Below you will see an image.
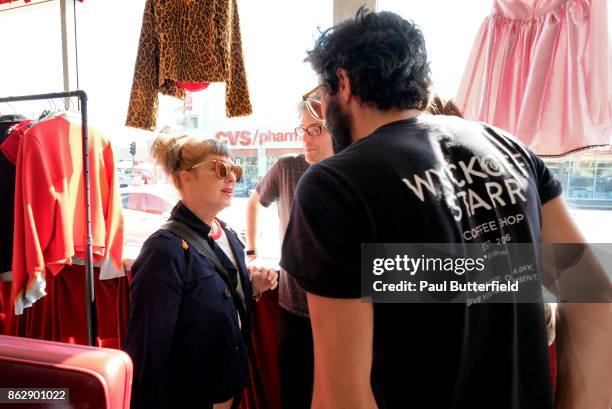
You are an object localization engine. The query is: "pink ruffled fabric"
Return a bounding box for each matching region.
[456,0,612,156]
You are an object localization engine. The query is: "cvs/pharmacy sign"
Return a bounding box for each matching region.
[215,129,303,146]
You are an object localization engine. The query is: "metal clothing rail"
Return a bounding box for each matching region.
[0,90,96,347]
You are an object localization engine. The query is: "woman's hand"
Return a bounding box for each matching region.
[248,264,278,296]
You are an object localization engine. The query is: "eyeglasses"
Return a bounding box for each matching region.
[190,160,243,183]
[302,85,323,122]
[295,124,326,137]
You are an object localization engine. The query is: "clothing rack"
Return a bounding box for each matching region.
[0,90,96,347]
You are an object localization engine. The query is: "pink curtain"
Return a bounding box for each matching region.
[456,0,612,156]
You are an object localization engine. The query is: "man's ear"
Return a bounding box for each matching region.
[336,68,352,103]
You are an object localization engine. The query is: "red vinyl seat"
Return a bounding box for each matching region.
[0,335,132,409]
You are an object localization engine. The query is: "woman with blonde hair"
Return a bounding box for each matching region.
[125,134,277,409]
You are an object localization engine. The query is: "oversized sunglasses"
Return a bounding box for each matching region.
[302,85,323,122]
[190,160,243,183]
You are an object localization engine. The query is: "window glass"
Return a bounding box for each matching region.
[120,193,129,208]
[595,161,612,200]
[3,1,608,257]
[125,193,141,211]
[546,156,612,208]
[0,1,64,116]
[74,0,332,255]
[142,194,171,215]
[377,0,489,100]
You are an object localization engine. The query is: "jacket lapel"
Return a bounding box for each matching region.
[222,226,251,299]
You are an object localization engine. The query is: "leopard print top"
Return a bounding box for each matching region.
[126,0,252,131]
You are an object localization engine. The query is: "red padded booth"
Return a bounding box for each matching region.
[0,335,132,409]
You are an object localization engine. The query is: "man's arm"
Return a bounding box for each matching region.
[307,293,378,409]
[245,191,262,262]
[541,197,612,409]
[541,197,586,244]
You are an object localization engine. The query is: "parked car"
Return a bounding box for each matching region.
[120,184,259,248]
[120,185,180,247]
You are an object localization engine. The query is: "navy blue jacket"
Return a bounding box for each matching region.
[125,202,253,409]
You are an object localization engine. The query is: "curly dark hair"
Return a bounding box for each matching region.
[306,6,432,110]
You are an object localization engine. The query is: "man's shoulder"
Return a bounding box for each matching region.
[264,153,308,179]
[419,113,484,134]
[257,153,308,205]
[276,153,308,168]
[296,159,352,201]
[266,154,309,182]
[424,114,524,144]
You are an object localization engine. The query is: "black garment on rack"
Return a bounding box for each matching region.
[0,120,23,274]
[0,114,26,128]
[0,122,16,141]
[0,114,60,275]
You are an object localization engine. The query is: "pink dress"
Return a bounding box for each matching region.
[456,0,612,156]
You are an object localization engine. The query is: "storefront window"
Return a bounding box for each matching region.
[568,159,596,200]
[2,1,609,252]
[0,1,64,114]
[182,0,332,183]
[73,0,331,254]
[377,0,488,100]
[545,161,570,194]
[234,155,259,198]
[546,156,612,208]
[595,160,612,200]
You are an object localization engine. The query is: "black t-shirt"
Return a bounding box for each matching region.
[281,114,562,409]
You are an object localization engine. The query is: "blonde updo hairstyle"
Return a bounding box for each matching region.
[151,133,231,189]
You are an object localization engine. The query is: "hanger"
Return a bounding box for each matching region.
[0,102,27,124]
[37,109,51,122]
[69,96,77,112]
[30,96,77,128]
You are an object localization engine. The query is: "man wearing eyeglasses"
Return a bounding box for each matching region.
[280,6,611,409]
[245,103,333,409]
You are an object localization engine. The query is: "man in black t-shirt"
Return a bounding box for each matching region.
[280,7,611,409]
